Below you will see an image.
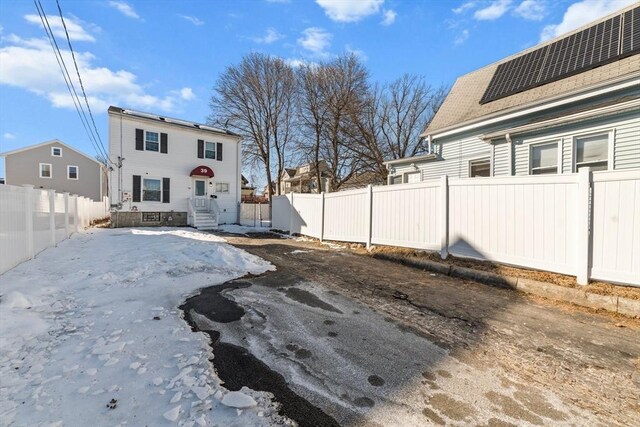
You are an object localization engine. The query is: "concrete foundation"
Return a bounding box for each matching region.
[111,211,188,228]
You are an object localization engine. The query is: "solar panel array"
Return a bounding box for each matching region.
[480,6,639,105]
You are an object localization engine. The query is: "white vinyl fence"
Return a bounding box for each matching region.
[239,203,271,227]
[0,184,110,274]
[272,169,640,286]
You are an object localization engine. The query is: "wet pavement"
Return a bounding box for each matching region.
[181,231,640,426]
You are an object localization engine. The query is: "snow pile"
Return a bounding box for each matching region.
[0,228,285,426]
[218,224,274,236]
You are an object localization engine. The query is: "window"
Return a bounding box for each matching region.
[575,134,608,172]
[404,172,421,183]
[469,158,490,177]
[530,142,558,175]
[195,180,206,196]
[67,165,79,180]
[51,147,62,157]
[145,131,159,152]
[215,182,230,193]
[205,142,216,159]
[142,178,161,201]
[391,175,402,185]
[39,163,52,178]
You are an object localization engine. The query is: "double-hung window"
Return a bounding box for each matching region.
[40,163,52,178]
[205,142,216,159]
[142,178,162,201]
[575,134,608,172]
[51,147,62,157]
[469,158,490,177]
[145,131,159,152]
[67,165,79,180]
[530,142,558,175]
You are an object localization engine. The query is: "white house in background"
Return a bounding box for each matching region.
[386,4,640,183]
[0,139,107,201]
[108,106,242,229]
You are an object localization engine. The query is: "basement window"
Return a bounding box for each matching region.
[142,212,161,222]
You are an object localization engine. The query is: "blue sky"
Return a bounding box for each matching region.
[0,0,636,179]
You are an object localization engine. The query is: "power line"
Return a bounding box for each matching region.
[55,0,110,163]
[33,0,112,166]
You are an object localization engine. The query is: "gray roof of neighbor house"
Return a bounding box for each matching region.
[424,4,640,137]
[108,106,240,137]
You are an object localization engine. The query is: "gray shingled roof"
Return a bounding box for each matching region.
[425,5,640,136]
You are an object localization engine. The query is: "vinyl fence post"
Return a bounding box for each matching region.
[366,184,373,250]
[64,192,70,236]
[440,175,449,259]
[289,192,294,235]
[320,192,325,243]
[73,195,80,233]
[23,185,35,260]
[576,167,592,285]
[48,189,56,246]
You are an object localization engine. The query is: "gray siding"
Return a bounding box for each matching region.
[492,139,510,176]
[614,115,640,170]
[423,135,491,180]
[5,142,104,200]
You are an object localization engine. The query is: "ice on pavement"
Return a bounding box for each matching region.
[0,227,287,426]
[221,390,258,409]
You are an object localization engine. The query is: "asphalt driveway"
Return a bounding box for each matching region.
[181,231,640,427]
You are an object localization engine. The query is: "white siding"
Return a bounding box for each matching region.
[493,140,511,176]
[109,112,241,224]
[614,114,640,170]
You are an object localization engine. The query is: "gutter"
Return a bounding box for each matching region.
[422,72,640,140]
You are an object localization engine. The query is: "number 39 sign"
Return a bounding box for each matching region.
[189,166,215,178]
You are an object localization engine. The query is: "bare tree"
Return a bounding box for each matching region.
[209,53,296,202]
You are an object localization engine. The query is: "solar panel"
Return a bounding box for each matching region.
[480,6,639,104]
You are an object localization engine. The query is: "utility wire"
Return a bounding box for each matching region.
[55,0,110,164]
[33,0,112,166]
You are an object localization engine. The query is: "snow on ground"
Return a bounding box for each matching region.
[218,224,274,236]
[0,228,285,426]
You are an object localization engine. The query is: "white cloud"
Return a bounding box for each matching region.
[180,15,204,26]
[252,27,284,44]
[315,0,384,22]
[108,1,140,20]
[474,0,513,20]
[454,29,470,45]
[345,45,368,61]
[24,14,95,42]
[540,0,636,41]
[285,58,306,68]
[514,0,547,20]
[453,1,477,14]
[3,132,16,140]
[297,27,332,57]
[381,9,397,26]
[0,34,192,113]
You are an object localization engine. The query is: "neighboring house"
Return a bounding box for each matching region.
[340,170,386,190]
[241,175,255,197]
[0,139,107,200]
[386,4,640,183]
[280,160,331,194]
[108,106,242,229]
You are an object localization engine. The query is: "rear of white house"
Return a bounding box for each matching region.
[108,106,242,228]
[386,5,640,183]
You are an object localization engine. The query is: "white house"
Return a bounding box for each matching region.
[386,4,640,183]
[108,106,242,229]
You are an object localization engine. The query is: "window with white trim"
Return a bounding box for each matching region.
[51,147,62,157]
[39,163,52,178]
[142,178,162,201]
[67,165,79,180]
[575,134,608,172]
[469,158,490,177]
[215,182,230,193]
[145,131,159,152]
[205,142,216,159]
[530,142,558,175]
[391,175,402,185]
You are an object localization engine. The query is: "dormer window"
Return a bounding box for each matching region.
[52,147,62,157]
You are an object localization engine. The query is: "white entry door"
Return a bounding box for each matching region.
[193,179,208,211]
